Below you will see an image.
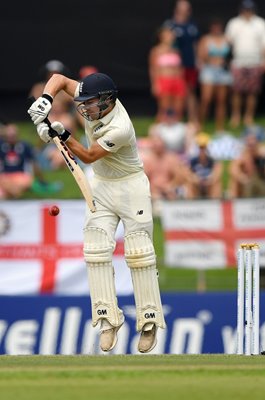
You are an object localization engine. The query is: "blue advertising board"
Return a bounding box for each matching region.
[0,293,264,355]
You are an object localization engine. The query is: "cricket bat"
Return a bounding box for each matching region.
[29,98,96,213]
[51,134,96,213]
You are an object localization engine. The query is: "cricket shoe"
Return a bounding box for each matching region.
[138,323,158,353]
[99,318,124,352]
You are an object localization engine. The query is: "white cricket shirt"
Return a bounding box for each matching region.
[81,98,143,180]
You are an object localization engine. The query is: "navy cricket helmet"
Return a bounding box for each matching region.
[75,73,118,121]
[74,72,118,102]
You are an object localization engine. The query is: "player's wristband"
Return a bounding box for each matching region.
[60,130,71,142]
[42,93,53,104]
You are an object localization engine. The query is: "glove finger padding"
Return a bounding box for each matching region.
[50,121,65,135]
[37,122,52,143]
[27,95,53,125]
[50,120,71,142]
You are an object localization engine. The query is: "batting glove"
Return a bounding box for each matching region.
[37,122,52,143]
[50,121,71,142]
[28,94,53,125]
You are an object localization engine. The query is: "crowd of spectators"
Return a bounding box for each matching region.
[143,0,265,213]
[1,0,265,208]
[150,0,265,131]
[0,124,44,199]
[0,60,98,199]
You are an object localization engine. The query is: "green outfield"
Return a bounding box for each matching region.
[0,355,265,400]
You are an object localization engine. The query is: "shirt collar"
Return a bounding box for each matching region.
[99,102,118,125]
[85,101,118,129]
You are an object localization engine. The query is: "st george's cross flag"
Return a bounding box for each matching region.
[161,198,265,269]
[0,200,133,295]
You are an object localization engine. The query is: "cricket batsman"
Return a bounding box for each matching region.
[28,72,166,353]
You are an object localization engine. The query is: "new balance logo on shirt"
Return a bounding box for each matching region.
[104,140,115,148]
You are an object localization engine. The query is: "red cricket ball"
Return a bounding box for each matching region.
[48,205,60,216]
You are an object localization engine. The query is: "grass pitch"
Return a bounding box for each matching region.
[0,355,265,400]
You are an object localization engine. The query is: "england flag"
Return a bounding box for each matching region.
[0,200,133,295]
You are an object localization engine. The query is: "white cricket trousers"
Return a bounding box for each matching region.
[84,171,153,243]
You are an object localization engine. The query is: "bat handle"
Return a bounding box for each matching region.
[43,117,58,139]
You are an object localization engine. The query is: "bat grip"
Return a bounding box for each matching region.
[43,117,58,139]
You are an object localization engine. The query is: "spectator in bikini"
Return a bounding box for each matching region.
[198,19,232,131]
[149,26,187,122]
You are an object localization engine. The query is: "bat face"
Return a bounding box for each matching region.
[53,137,96,213]
[60,139,76,161]
[58,138,76,172]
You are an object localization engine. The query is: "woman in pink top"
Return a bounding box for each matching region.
[149,26,187,122]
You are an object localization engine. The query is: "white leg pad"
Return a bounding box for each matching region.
[125,231,166,331]
[84,227,124,327]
